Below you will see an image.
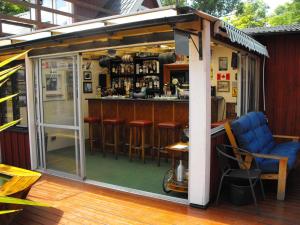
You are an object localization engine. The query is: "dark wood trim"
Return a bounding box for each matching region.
[29,31,174,56]
[163,64,189,84]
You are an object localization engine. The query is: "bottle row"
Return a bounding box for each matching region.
[111,60,160,76]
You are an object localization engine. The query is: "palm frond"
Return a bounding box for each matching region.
[0,93,18,104]
[0,119,22,132]
[0,79,9,88]
[0,65,23,77]
[0,196,50,207]
[0,209,22,215]
[0,66,23,83]
[0,50,30,68]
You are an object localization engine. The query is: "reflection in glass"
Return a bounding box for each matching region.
[45,127,77,174]
[41,57,75,126]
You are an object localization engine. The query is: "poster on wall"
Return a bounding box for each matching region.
[219,57,228,71]
[232,81,237,97]
[83,82,93,93]
[83,71,92,80]
[217,81,230,92]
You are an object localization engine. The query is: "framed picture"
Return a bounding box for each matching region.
[219,57,228,71]
[232,81,238,97]
[83,71,92,80]
[217,81,230,92]
[83,82,93,93]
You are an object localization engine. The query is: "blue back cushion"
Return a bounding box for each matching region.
[231,112,275,154]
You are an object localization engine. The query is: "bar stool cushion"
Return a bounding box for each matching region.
[84,117,100,123]
[158,122,181,129]
[103,118,124,125]
[129,120,152,127]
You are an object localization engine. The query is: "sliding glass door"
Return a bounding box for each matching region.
[35,55,84,178]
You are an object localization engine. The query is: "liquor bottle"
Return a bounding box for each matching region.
[112,65,116,74]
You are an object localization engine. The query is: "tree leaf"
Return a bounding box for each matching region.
[0,209,22,215]
[0,196,50,207]
[0,50,30,68]
[0,79,9,88]
[0,119,22,132]
[0,93,18,104]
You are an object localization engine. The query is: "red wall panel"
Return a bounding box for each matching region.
[0,129,31,169]
[258,34,300,137]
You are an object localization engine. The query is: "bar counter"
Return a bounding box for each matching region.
[86,97,189,146]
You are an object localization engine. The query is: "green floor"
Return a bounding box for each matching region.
[47,146,187,199]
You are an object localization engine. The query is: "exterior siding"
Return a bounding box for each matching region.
[258,34,300,137]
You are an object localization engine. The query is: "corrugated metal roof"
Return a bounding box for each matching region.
[243,24,300,35]
[104,0,144,15]
[218,21,269,56]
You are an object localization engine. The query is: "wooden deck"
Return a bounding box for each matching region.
[11,169,300,225]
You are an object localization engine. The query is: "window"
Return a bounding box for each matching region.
[41,0,73,25]
[0,61,28,127]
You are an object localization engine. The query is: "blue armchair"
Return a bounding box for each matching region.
[225,112,300,200]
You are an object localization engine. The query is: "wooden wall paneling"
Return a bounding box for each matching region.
[18,133,26,169]
[210,131,228,201]
[24,133,31,169]
[4,131,12,165]
[11,132,19,167]
[117,101,135,144]
[258,34,300,137]
[174,102,189,127]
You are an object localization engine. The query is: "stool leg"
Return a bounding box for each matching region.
[89,123,94,154]
[129,127,132,161]
[114,125,118,160]
[157,128,161,166]
[142,127,145,163]
[102,124,106,157]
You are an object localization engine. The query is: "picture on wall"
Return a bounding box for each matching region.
[217,81,230,92]
[232,81,238,97]
[83,82,93,93]
[83,71,92,80]
[219,57,228,71]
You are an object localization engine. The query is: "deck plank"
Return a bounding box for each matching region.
[11,169,300,225]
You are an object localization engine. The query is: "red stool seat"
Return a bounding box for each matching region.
[103,118,124,125]
[84,117,100,123]
[158,122,181,129]
[129,120,152,127]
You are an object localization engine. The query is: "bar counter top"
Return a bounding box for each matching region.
[86,97,188,103]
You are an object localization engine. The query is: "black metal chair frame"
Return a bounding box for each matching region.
[215,144,265,209]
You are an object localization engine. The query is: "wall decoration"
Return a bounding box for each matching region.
[45,73,63,96]
[232,81,238,97]
[217,73,221,80]
[226,73,230,80]
[235,73,238,80]
[217,81,230,92]
[219,57,228,71]
[83,82,93,93]
[83,71,92,80]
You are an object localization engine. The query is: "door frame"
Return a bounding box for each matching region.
[27,53,85,180]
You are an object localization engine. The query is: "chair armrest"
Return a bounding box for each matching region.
[252,153,288,161]
[273,134,299,142]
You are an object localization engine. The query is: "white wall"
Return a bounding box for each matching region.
[211,45,238,120]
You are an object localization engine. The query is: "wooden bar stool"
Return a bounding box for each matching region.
[157,122,181,166]
[129,120,153,163]
[84,117,101,154]
[102,118,125,159]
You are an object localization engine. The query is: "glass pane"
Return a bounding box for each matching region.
[45,127,77,174]
[55,14,72,25]
[56,0,72,13]
[42,0,53,8]
[41,10,53,23]
[41,57,75,126]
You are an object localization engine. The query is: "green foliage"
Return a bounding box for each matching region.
[192,0,241,17]
[268,0,300,26]
[0,1,27,15]
[161,0,188,7]
[225,0,268,29]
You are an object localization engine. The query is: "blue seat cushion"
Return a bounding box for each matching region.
[272,142,300,154]
[258,149,297,173]
[231,112,275,154]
